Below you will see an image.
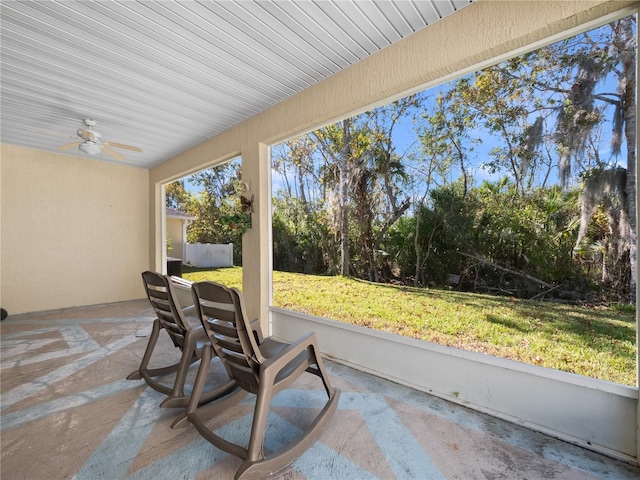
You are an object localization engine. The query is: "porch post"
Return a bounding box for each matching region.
[241,141,271,332]
[181,219,189,263]
[150,182,165,273]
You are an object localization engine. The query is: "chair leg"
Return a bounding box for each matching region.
[236,387,341,480]
[309,346,334,398]
[127,319,183,397]
[171,343,211,428]
[159,330,200,408]
[180,345,245,432]
[126,319,162,381]
[185,343,213,415]
[245,380,273,464]
[186,343,249,417]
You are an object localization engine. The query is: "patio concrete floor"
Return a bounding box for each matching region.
[1,299,639,480]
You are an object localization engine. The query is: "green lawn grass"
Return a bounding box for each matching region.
[183,266,637,386]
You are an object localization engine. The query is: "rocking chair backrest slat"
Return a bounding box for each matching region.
[142,271,189,348]
[200,303,236,322]
[204,318,237,338]
[192,281,260,393]
[214,334,245,355]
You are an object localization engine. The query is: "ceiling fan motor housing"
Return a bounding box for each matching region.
[77,128,102,141]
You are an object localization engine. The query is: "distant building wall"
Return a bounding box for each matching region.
[166,217,185,260]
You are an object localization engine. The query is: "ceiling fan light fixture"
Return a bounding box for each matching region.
[79,141,101,156]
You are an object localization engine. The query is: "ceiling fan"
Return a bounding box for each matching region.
[58,119,142,161]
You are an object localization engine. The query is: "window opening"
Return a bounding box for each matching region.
[164,157,244,287]
[268,14,637,386]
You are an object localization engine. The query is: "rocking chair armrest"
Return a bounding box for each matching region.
[260,332,318,375]
[170,275,193,288]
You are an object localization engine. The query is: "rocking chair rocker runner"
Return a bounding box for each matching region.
[187,281,340,480]
[127,271,236,410]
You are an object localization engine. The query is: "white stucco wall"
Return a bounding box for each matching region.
[0,144,149,314]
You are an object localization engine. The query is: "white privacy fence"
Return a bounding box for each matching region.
[185,243,233,268]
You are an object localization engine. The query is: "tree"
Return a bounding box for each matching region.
[185,160,245,263]
[410,92,468,285]
[353,98,415,281]
[165,179,190,211]
[454,61,547,195]
[312,119,356,276]
[312,98,416,280]
[575,167,629,290]
[424,179,479,285]
[272,136,338,274]
[549,16,637,300]
[268,14,636,302]
[272,136,320,207]
[272,196,334,274]
[450,15,636,299]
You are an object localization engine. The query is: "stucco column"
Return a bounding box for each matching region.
[150,181,165,273]
[181,220,188,262]
[241,141,271,331]
[635,110,640,461]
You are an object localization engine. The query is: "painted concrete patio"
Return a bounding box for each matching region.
[1,300,639,479]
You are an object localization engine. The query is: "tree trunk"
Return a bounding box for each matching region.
[623,94,636,302]
[414,205,422,287]
[340,119,351,276]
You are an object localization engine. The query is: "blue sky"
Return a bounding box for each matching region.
[182,15,635,199]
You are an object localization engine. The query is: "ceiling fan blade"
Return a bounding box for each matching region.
[103,141,143,153]
[77,128,96,141]
[25,128,75,140]
[101,145,125,161]
[58,141,81,150]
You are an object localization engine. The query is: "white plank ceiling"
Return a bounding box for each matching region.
[1,0,473,168]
